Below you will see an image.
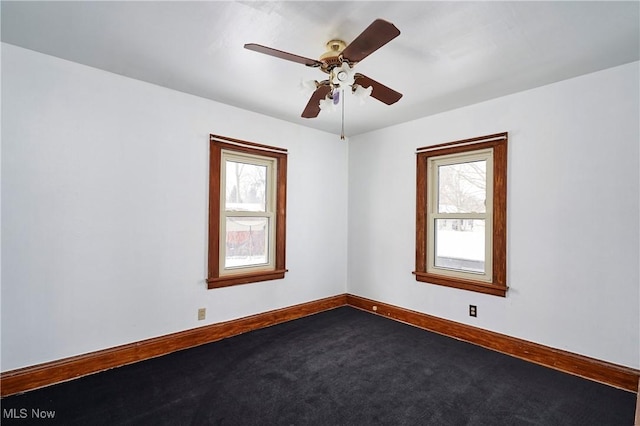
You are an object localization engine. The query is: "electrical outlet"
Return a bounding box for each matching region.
[198,308,206,321]
[469,305,477,317]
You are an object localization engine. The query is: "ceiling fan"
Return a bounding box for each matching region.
[244,19,403,119]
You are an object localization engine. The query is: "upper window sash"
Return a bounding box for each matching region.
[221,151,274,214]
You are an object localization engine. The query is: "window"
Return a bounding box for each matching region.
[414,133,507,297]
[208,134,287,288]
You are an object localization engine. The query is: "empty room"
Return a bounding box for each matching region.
[1,1,639,424]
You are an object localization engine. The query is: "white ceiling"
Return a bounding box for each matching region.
[2,1,639,137]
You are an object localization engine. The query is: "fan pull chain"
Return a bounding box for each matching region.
[340,89,345,140]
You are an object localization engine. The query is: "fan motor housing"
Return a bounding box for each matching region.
[319,39,347,73]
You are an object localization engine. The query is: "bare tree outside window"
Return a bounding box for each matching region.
[226,161,267,212]
[438,160,486,214]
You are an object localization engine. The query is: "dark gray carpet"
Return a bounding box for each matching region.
[1,306,636,425]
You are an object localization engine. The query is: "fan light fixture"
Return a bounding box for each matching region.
[302,62,373,139]
[302,60,370,108]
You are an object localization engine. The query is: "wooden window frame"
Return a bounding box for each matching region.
[414,132,508,297]
[208,134,288,289]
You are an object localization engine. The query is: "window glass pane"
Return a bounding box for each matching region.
[225,161,267,212]
[225,217,269,268]
[434,219,485,273]
[438,160,486,213]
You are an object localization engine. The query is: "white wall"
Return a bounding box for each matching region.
[0,44,348,371]
[348,61,640,369]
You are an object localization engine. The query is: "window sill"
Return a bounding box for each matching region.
[207,269,288,289]
[413,271,508,297]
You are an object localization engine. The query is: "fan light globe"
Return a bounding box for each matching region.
[353,84,373,104]
[319,97,336,112]
[299,79,317,97]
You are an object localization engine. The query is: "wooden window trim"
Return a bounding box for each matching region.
[414,132,508,297]
[208,134,288,289]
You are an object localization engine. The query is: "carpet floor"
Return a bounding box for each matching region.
[1,306,636,425]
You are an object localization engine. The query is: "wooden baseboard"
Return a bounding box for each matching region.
[0,294,347,397]
[2,293,637,398]
[636,379,640,425]
[346,294,640,392]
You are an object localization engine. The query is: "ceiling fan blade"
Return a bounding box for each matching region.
[301,84,332,118]
[354,74,403,105]
[341,19,400,64]
[244,43,323,68]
